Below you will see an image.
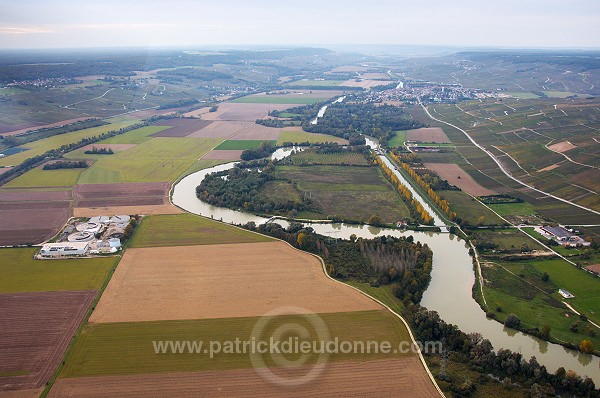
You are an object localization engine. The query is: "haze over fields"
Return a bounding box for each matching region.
[0,0,599,49]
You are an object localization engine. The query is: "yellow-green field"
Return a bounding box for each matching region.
[0,121,138,167]
[3,166,84,188]
[0,247,118,293]
[76,137,221,184]
[98,126,171,144]
[129,213,273,248]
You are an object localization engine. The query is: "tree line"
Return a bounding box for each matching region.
[42,160,88,170]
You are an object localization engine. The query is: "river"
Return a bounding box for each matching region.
[171,156,600,383]
[310,96,345,125]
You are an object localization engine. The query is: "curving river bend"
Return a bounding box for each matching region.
[171,153,599,383]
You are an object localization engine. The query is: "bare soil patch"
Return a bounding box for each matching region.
[0,190,71,245]
[330,65,368,72]
[90,242,381,323]
[187,120,252,139]
[425,163,496,196]
[232,124,282,140]
[586,264,600,273]
[406,127,450,143]
[76,144,135,153]
[74,182,170,208]
[548,140,577,153]
[0,388,44,398]
[49,357,436,397]
[0,291,96,391]
[150,119,213,137]
[202,103,295,122]
[0,167,13,176]
[202,150,244,160]
[537,163,561,172]
[73,204,182,217]
[182,107,211,118]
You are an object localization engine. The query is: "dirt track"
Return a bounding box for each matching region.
[425,163,496,196]
[49,357,438,397]
[90,242,381,323]
[0,291,96,391]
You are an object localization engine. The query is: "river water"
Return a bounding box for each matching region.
[310,96,345,125]
[171,156,600,383]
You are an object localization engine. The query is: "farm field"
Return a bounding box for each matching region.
[488,202,537,217]
[438,190,505,225]
[73,204,182,218]
[186,120,252,139]
[62,310,413,377]
[98,126,171,144]
[3,167,84,188]
[481,259,600,348]
[231,95,322,104]
[406,127,450,143]
[201,149,243,160]
[76,137,220,183]
[425,163,496,196]
[277,129,346,145]
[386,131,407,147]
[51,357,438,398]
[340,79,395,88]
[427,99,600,218]
[150,119,213,137]
[74,181,171,208]
[0,290,97,391]
[89,241,381,323]
[470,228,547,253]
[201,103,294,122]
[214,140,276,150]
[285,79,346,87]
[128,213,273,248]
[0,189,72,246]
[273,164,412,223]
[0,248,117,293]
[0,120,138,167]
[282,150,369,166]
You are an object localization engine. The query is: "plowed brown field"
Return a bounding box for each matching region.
[0,291,96,391]
[90,242,381,323]
[425,163,496,196]
[74,182,170,208]
[49,357,438,397]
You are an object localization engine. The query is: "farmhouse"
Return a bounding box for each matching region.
[539,225,589,247]
[40,242,89,257]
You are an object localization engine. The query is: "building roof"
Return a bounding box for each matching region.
[42,242,89,250]
[541,226,576,238]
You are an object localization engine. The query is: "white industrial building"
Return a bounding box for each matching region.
[39,242,89,257]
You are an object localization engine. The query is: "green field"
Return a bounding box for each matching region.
[471,228,546,253]
[98,126,171,144]
[0,248,117,293]
[386,131,407,148]
[285,80,346,87]
[180,158,232,178]
[272,164,412,223]
[231,95,322,104]
[489,202,537,217]
[77,137,220,183]
[277,130,346,145]
[440,190,505,225]
[60,310,412,378]
[284,150,369,166]
[3,166,84,188]
[128,213,273,248]
[0,120,138,167]
[214,140,277,150]
[542,91,579,98]
[482,259,600,348]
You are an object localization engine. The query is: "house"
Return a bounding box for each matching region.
[40,242,89,257]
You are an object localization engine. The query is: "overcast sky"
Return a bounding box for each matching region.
[1,0,599,50]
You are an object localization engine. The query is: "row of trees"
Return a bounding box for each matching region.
[42,160,87,170]
[0,119,106,150]
[84,147,114,155]
[374,155,434,225]
[240,141,276,161]
[405,306,598,397]
[389,151,457,221]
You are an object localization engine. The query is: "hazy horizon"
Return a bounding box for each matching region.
[1,0,599,50]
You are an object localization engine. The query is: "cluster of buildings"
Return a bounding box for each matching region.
[365,81,509,105]
[39,215,129,258]
[4,77,79,88]
[537,225,590,247]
